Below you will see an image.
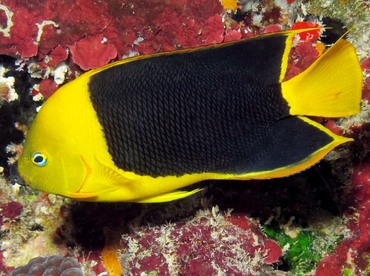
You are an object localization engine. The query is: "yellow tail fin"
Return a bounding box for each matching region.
[281,38,362,117]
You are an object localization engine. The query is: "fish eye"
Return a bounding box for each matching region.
[31,152,47,167]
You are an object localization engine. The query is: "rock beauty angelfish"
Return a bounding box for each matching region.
[18,29,363,203]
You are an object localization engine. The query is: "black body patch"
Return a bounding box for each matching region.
[88,34,332,177]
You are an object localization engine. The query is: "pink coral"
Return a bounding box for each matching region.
[314,140,370,274]
[285,40,320,80]
[46,45,68,68]
[0,0,234,97]
[315,79,370,275]
[0,251,12,275]
[69,35,118,71]
[361,57,370,102]
[39,78,58,99]
[322,71,370,275]
[352,161,370,202]
[0,201,23,220]
[1,1,369,275]
[0,0,227,61]
[121,209,281,275]
[263,24,282,34]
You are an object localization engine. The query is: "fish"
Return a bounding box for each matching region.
[17,29,363,203]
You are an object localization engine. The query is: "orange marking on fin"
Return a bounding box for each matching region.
[315,41,326,56]
[102,228,123,276]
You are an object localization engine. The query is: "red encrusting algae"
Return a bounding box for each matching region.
[120,208,282,275]
[0,0,369,275]
[315,160,370,275]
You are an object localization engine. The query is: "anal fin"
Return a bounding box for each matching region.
[250,116,351,179]
[137,188,203,203]
[67,191,97,200]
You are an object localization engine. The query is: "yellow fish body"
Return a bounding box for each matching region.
[18,30,363,202]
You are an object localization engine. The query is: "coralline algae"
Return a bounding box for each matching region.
[0,0,369,275]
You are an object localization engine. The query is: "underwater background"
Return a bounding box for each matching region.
[0,0,370,275]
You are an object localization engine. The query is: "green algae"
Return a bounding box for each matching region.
[365,254,370,275]
[307,0,368,25]
[264,222,344,274]
[343,267,353,276]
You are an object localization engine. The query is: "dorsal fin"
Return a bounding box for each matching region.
[187,31,295,85]
[90,30,315,85]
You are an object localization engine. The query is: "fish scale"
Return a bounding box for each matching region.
[88,48,291,176]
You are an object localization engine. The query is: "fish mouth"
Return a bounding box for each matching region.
[11,161,27,186]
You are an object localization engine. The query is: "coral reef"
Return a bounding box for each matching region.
[307,0,370,59]
[120,207,281,275]
[0,0,369,275]
[9,255,83,276]
[0,0,230,96]
[0,56,38,174]
[362,57,370,101]
[264,218,345,273]
[314,144,370,275]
